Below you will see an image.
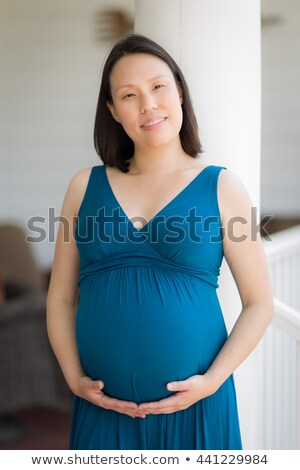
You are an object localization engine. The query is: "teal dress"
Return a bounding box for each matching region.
[70,164,242,450]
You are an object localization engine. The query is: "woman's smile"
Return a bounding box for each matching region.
[140,116,168,130]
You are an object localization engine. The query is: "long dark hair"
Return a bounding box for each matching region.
[94,33,203,173]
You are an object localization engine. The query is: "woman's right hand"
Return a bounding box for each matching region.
[74,376,147,419]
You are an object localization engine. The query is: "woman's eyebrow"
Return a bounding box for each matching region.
[114,74,168,92]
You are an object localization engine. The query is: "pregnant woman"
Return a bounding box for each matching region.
[46,34,274,450]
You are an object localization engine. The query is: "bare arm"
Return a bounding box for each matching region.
[46,168,146,418]
[46,169,86,390]
[138,169,274,414]
[204,169,274,390]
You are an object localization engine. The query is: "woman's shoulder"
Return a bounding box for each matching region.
[218,167,251,197]
[69,166,94,186]
[64,166,95,217]
[217,168,254,220]
[68,165,93,193]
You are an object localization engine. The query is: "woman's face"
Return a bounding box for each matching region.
[107,53,183,151]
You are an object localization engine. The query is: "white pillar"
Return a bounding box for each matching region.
[135,0,261,449]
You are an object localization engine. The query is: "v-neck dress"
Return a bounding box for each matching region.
[70,164,242,450]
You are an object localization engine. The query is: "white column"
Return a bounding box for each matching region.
[135,0,262,449]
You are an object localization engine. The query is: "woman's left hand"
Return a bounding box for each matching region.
[137,374,217,415]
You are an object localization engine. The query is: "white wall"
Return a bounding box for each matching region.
[261,0,300,217]
[1,0,299,269]
[0,0,134,270]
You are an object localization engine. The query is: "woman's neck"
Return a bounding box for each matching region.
[128,141,192,176]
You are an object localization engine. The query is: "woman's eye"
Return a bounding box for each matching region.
[154,84,165,90]
[123,93,135,99]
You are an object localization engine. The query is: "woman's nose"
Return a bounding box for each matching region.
[140,95,158,113]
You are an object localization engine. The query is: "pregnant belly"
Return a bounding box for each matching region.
[76,268,228,403]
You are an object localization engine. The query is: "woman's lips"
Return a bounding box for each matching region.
[141,117,167,131]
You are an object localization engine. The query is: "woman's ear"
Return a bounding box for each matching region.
[177,84,183,105]
[107,100,120,123]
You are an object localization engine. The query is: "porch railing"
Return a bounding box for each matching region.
[257,225,300,449]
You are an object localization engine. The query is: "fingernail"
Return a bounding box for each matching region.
[168,383,173,390]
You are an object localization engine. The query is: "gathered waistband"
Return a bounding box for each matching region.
[79,254,220,289]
